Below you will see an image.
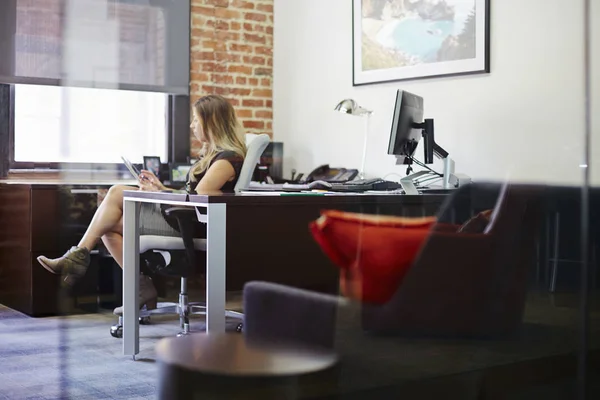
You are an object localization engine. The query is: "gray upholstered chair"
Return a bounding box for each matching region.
[110,134,271,338]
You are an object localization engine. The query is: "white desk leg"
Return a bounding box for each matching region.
[206,203,226,332]
[123,200,140,358]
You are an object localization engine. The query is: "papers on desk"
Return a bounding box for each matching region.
[239,190,286,196]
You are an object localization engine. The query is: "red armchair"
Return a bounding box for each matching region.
[243,184,542,344]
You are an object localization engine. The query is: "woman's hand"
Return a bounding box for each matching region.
[138,170,167,192]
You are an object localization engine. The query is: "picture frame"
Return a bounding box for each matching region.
[353,0,490,86]
[143,155,161,177]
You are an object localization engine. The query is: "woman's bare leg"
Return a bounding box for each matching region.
[102,232,123,268]
[78,185,135,251]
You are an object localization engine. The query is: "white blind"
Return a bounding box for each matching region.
[0,0,189,94]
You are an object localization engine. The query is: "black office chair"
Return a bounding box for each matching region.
[110,134,271,338]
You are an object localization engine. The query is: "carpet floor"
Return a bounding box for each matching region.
[0,301,242,400]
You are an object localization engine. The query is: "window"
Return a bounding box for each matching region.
[13,84,168,164]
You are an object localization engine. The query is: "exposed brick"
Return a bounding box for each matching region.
[256,4,273,13]
[255,67,272,76]
[237,108,254,118]
[230,43,253,53]
[253,89,272,98]
[232,0,255,9]
[242,99,264,107]
[207,19,230,30]
[243,56,265,65]
[215,52,242,63]
[245,12,267,22]
[244,33,266,44]
[255,110,272,119]
[190,0,273,138]
[204,0,229,7]
[215,8,242,19]
[191,72,210,82]
[243,120,265,129]
[211,74,234,85]
[202,62,228,73]
[216,31,240,42]
[228,65,253,75]
[255,46,272,56]
[202,40,227,52]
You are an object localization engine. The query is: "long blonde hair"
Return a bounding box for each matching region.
[189,94,247,181]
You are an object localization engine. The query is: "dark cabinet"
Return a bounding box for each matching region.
[0,183,118,316]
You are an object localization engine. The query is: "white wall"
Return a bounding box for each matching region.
[273,0,594,186]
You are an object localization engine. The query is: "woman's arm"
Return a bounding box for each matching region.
[195,159,236,194]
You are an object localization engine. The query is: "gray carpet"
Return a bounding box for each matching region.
[0,304,240,400]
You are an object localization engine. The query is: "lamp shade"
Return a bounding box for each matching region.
[334,99,373,116]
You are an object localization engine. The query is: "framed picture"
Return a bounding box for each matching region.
[353,0,490,86]
[143,156,161,177]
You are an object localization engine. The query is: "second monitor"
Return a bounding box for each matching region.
[387,89,456,193]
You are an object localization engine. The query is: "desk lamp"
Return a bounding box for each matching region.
[334,99,372,180]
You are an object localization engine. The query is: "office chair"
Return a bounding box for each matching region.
[110,134,271,338]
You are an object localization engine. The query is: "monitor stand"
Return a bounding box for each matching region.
[398,157,458,195]
[400,170,429,195]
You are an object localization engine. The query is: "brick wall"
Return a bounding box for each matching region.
[190,0,274,152]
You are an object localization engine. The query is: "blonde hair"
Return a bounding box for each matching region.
[189,94,247,182]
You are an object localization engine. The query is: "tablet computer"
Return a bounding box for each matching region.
[121,156,141,180]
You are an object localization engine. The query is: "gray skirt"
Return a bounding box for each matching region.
[139,203,180,237]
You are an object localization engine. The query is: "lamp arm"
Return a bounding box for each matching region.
[360,114,370,179]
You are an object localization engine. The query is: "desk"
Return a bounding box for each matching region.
[121,191,450,358]
[0,180,136,316]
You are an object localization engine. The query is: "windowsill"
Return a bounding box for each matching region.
[3,168,138,186]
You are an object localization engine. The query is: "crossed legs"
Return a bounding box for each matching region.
[79,185,134,268]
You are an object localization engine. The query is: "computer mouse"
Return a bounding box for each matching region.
[308,180,333,190]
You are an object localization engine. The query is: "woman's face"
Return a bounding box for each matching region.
[190,111,207,143]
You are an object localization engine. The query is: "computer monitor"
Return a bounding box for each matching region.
[387,89,456,193]
[169,163,193,183]
[387,89,447,165]
[387,90,425,164]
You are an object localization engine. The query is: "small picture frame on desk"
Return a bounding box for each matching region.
[143,156,161,178]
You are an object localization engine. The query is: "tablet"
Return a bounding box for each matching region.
[121,156,141,180]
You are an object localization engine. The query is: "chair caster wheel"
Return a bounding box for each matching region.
[110,324,123,338]
[236,323,243,333]
[140,316,151,325]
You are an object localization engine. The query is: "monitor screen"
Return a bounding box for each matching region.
[170,164,192,183]
[387,90,424,163]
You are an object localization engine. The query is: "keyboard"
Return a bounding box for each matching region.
[329,179,403,192]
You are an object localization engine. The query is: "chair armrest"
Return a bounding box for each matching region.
[162,206,196,219]
[243,281,347,349]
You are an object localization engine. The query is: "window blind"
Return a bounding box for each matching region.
[0,0,190,94]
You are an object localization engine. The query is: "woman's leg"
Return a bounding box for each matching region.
[78,185,135,251]
[102,232,123,268]
[37,185,135,285]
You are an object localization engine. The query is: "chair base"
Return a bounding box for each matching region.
[109,301,244,338]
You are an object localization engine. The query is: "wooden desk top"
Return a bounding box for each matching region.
[156,333,338,377]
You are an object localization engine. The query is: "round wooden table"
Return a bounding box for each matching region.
[156,333,339,399]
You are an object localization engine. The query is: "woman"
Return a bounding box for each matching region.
[37,94,246,313]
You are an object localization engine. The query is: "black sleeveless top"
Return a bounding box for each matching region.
[185,150,245,194]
